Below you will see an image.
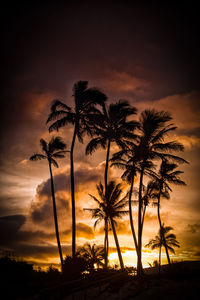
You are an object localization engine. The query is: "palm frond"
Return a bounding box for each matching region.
[40,139,48,153]
[50,158,59,168]
[29,153,46,161]
[86,137,106,155]
[50,99,71,112]
[153,141,184,152]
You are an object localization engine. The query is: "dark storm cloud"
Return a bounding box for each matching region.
[37,168,101,197]
[0,214,26,244]
[0,214,56,247]
[30,165,102,225]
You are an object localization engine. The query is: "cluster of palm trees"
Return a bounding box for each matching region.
[30,81,188,275]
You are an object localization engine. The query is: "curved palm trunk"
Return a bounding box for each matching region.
[105,138,111,196]
[129,176,138,255]
[71,124,77,258]
[141,204,147,235]
[157,192,171,265]
[49,161,64,272]
[106,229,109,263]
[137,168,144,276]
[110,217,124,269]
[104,139,111,268]
[159,245,161,274]
[104,218,108,268]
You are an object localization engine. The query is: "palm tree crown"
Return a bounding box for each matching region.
[138,109,187,164]
[86,100,138,155]
[30,136,67,166]
[47,81,107,141]
[145,225,180,266]
[85,181,128,269]
[151,159,186,193]
[79,243,105,269]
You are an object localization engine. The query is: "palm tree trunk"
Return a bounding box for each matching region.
[129,176,138,255]
[49,161,64,272]
[159,245,161,274]
[137,168,144,276]
[105,138,111,196]
[104,218,108,268]
[104,139,111,268]
[106,229,109,263]
[71,123,77,258]
[157,191,171,265]
[141,204,147,237]
[110,217,124,269]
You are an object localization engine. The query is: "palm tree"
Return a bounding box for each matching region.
[85,181,128,269]
[140,182,156,233]
[47,81,107,258]
[110,148,139,255]
[149,159,186,265]
[29,137,68,272]
[79,243,105,270]
[145,225,180,271]
[84,191,109,268]
[111,147,156,257]
[136,109,187,275]
[86,101,138,265]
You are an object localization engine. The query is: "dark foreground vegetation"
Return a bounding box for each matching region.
[1,256,200,300]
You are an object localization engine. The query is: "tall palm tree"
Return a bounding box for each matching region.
[111,147,156,257]
[149,159,186,265]
[145,225,180,271]
[79,243,105,270]
[47,81,107,258]
[136,109,187,275]
[85,181,128,269]
[86,101,138,265]
[110,147,140,255]
[29,137,68,272]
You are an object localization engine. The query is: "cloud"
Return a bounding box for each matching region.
[63,223,94,240]
[187,223,200,234]
[97,69,149,99]
[172,135,200,150]
[0,215,26,245]
[135,91,200,134]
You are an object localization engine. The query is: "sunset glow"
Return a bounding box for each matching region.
[0,2,199,275]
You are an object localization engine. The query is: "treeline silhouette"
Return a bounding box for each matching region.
[29,80,188,277]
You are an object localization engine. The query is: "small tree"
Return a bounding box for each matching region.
[79,243,105,270]
[145,225,180,272]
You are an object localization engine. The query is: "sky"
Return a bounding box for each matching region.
[0,1,200,269]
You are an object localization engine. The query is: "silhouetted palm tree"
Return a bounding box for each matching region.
[47,81,107,258]
[84,191,109,268]
[145,225,180,271]
[140,182,156,233]
[149,159,186,264]
[110,146,156,260]
[110,147,140,255]
[79,243,105,270]
[30,137,68,272]
[86,101,138,265]
[136,109,186,275]
[85,181,128,269]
